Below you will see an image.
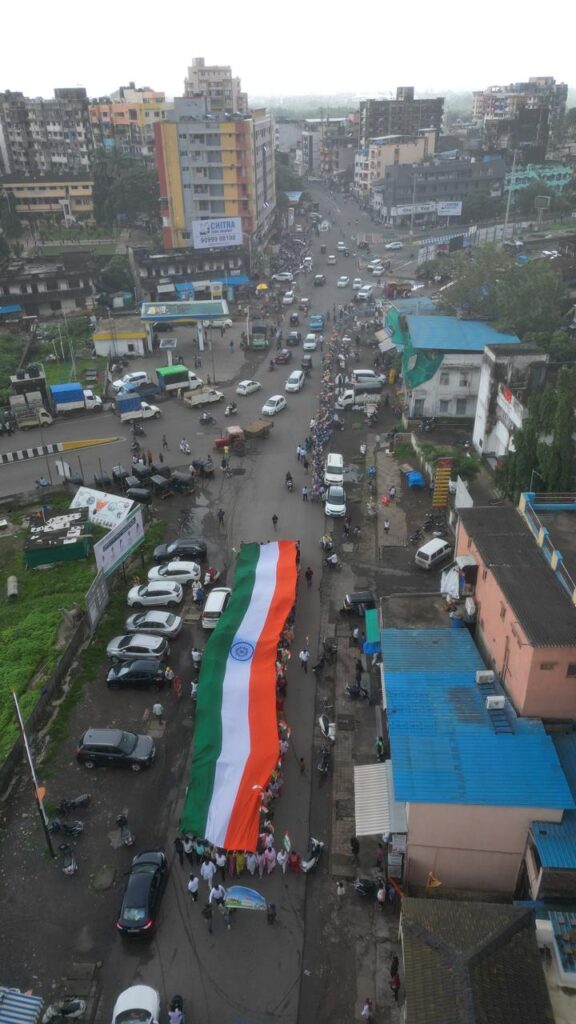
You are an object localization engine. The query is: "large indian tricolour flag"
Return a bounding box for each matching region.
[181,541,297,851]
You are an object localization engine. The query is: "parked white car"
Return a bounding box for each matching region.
[147,561,201,585]
[106,633,168,663]
[325,484,347,517]
[112,986,160,1024]
[124,610,183,638]
[112,371,149,393]
[127,581,184,608]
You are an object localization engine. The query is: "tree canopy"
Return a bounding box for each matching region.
[93,157,159,227]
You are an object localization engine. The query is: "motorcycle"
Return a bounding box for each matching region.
[317,745,331,776]
[203,567,220,587]
[285,475,294,492]
[131,422,146,437]
[49,818,84,837]
[224,403,238,417]
[319,713,336,743]
[269,360,276,371]
[199,412,215,426]
[57,793,91,815]
[179,439,192,456]
[354,876,383,897]
[42,1001,86,1024]
[302,837,324,874]
[325,554,341,571]
[345,683,370,701]
[116,813,135,847]
[59,843,78,876]
[168,996,185,1024]
[359,442,367,456]
[320,534,334,553]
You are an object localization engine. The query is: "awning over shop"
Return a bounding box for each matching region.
[353,761,407,837]
[363,608,380,655]
[375,329,396,354]
[0,989,43,1024]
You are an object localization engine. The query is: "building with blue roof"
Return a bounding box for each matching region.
[524,733,576,902]
[381,627,575,894]
[385,305,520,420]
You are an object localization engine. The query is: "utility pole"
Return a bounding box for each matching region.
[13,691,55,858]
[409,165,418,237]
[503,150,517,243]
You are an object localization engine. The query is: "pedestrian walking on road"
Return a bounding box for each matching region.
[201,857,216,889]
[266,903,277,925]
[389,484,396,500]
[191,647,203,670]
[277,848,288,875]
[390,955,399,978]
[152,701,164,724]
[209,882,226,905]
[390,972,400,1003]
[375,735,385,762]
[376,842,385,871]
[336,880,346,901]
[183,834,195,864]
[158,452,164,464]
[215,849,227,881]
[299,648,310,673]
[304,567,313,588]
[302,455,309,471]
[187,874,199,902]
[229,339,234,352]
[350,835,360,862]
[147,449,153,466]
[246,852,257,876]
[162,434,169,450]
[302,486,308,502]
[361,998,374,1021]
[201,903,213,934]
[384,518,390,534]
[174,836,184,867]
[272,513,279,531]
[296,444,302,462]
[217,508,225,528]
[299,757,306,775]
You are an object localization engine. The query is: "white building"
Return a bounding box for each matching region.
[473,345,548,457]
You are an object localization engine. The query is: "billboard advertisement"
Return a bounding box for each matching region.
[192,218,243,250]
[70,487,135,529]
[437,201,463,217]
[93,507,145,577]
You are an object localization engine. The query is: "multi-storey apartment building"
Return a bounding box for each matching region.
[89,84,172,163]
[353,129,437,198]
[472,77,567,134]
[184,58,248,115]
[359,87,444,146]
[0,89,93,177]
[154,97,275,252]
[1,176,93,224]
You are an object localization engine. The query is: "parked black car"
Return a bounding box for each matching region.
[116,850,167,936]
[153,538,208,562]
[107,660,168,691]
[76,728,155,771]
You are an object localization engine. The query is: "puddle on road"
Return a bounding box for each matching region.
[343,464,362,483]
[176,505,210,535]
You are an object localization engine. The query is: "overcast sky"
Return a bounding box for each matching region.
[3,0,573,102]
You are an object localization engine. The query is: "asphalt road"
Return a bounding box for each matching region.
[0,203,383,1023]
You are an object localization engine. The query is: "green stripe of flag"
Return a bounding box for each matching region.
[180,543,260,837]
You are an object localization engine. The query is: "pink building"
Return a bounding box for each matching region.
[457,503,576,720]
[381,628,574,895]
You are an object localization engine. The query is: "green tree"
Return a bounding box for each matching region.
[93,156,159,226]
[538,368,575,491]
[99,255,132,292]
[461,192,503,224]
[437,244,507,319]
[495,260,567,336]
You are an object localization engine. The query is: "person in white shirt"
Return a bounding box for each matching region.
[209,883,226,905]
[276,849,288,874]
[200,857,216,888]
[186,874,199,902]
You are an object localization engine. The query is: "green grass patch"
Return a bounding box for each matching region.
[0,517,166,766]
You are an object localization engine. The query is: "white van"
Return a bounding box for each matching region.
[414,538,452,570]
[324,452,344,486]
[351,369,384,392]
[201,587,232,629]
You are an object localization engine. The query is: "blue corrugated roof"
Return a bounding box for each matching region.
[406,315,520,351]
[530,812,576,869]
[0,304,23,315]
[392,297,436,314]
[381,628,575,809]
[554,733,576,800]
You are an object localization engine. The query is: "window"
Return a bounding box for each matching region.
[540,662,557,671]
[456,398,467,416]
[413,398,424,415]
[439,400,450,414]
[440,372,450,385]
[459,374,470,387]
[566,664,576,677]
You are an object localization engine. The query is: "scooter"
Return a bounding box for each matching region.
[317,745,331,776]
[168,995,185,1024]
[301,837,324,874]
[59,843,78,876]
[286,476,294,492]
[49,818,84,837]
[354,876,383,897]
[57,793,91,815]
[224,403,238,417]
[42,1000,87,1024]
[359,441,367,456]
[203,567,220,587]
[131,422,146,437]
[199,412,215,426]
[116,813,135,847]
[319,713,336,744]
[179,439,192,456]
[345,683,370,702]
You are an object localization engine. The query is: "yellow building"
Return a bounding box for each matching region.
[1,177,94,222]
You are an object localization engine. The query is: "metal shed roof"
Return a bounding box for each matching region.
[406,315,520,351]
[530,812,576,869]
[354,761,407,836]
[381,628,575,810]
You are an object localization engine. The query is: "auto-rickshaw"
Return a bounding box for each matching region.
[301,353,313,374]
[320,243,327,255]
[126,486,152,504]
[150,474,173,499]
[170,471,194,495]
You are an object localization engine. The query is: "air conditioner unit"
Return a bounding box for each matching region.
[486,695,506,710]
[476,670,496,685]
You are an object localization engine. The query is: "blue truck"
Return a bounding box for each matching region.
[115,394,161,423]
[50,383,103,414]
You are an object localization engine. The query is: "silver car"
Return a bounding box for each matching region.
[124,611,183,638]
[147,561,201,585]
[127,581,184,608]
[106,633,169,663]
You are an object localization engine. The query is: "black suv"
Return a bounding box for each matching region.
[153,538,208,562]
[287,331,301,346]
[107,660,167,691]
[314,274,326,286]
[76,729,156,771]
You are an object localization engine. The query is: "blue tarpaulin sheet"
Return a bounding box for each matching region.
[406,471,425,488]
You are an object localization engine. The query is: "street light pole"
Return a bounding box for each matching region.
[529,468,544,493]
[12,691,55,858]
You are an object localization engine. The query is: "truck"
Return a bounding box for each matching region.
[49,383,103,414]
[249,321,269,350]
[335,389,381,411]
[183,388,224,409]
[121,381,163,403]
[115,395,162,423]
[156,365,203,393]
[9,394,53,429]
